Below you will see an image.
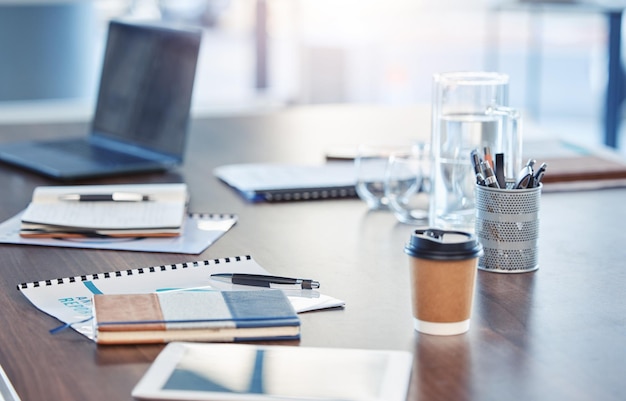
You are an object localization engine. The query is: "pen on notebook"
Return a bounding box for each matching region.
[59,192,152,202]
[210,273,321,290]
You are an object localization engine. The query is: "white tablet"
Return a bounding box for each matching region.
[132,342,413,401]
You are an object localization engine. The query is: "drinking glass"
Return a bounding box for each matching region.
[355,143,412,210]
[384,143,430,224]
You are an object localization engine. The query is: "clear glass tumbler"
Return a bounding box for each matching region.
[355,143,413,210]
[384,143,430,224]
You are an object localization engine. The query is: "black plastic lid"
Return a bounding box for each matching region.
[404,228,483,261]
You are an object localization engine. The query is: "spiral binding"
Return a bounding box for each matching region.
[261,187,357,202]
[16,255,252,291]
[188,212,237,220]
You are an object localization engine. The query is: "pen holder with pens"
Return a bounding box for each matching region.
[474,184,541,273]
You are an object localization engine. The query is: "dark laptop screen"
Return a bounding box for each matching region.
[92,20,202,159]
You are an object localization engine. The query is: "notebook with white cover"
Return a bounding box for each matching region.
[20,183,188,237]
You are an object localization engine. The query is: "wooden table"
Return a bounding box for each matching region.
[0,105,624,401]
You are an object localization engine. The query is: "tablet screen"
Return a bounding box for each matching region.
[133,342,412,401]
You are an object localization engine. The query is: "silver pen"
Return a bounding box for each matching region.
[59,192,152,202]
[480,161,500,188]
[514,166,534,189]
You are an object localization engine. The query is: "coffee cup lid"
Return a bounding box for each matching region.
[404,228,483,261]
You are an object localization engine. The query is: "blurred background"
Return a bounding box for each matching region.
[0,0,623,154]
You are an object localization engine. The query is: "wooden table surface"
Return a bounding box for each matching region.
[0,105,624,401]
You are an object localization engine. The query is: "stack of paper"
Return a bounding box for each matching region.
[19,183,188,238]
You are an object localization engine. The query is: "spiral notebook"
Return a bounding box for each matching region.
[214,162,357,202]
[17,255,345,340]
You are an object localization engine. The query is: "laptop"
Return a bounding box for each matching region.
[0,20,202,181]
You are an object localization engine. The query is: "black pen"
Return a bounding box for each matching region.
[495,153,506,188]
[470,149,482,175]
[471,149,485,185]
[59,193,152,202]
[210,273,320,289]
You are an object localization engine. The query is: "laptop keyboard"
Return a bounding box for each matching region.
[41,139,154,166]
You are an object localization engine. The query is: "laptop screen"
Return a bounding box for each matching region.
[92,20,202,160]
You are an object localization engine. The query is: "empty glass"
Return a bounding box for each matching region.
[355,143,413,210]
[384,143,430,224]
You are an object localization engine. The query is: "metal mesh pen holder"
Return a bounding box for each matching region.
[474,184,541,273]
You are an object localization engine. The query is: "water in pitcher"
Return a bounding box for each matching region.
[430,113,501,232]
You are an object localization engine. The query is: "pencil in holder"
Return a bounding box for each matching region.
[474,184,541,273]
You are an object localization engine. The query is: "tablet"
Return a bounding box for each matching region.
[132,342,413,401]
